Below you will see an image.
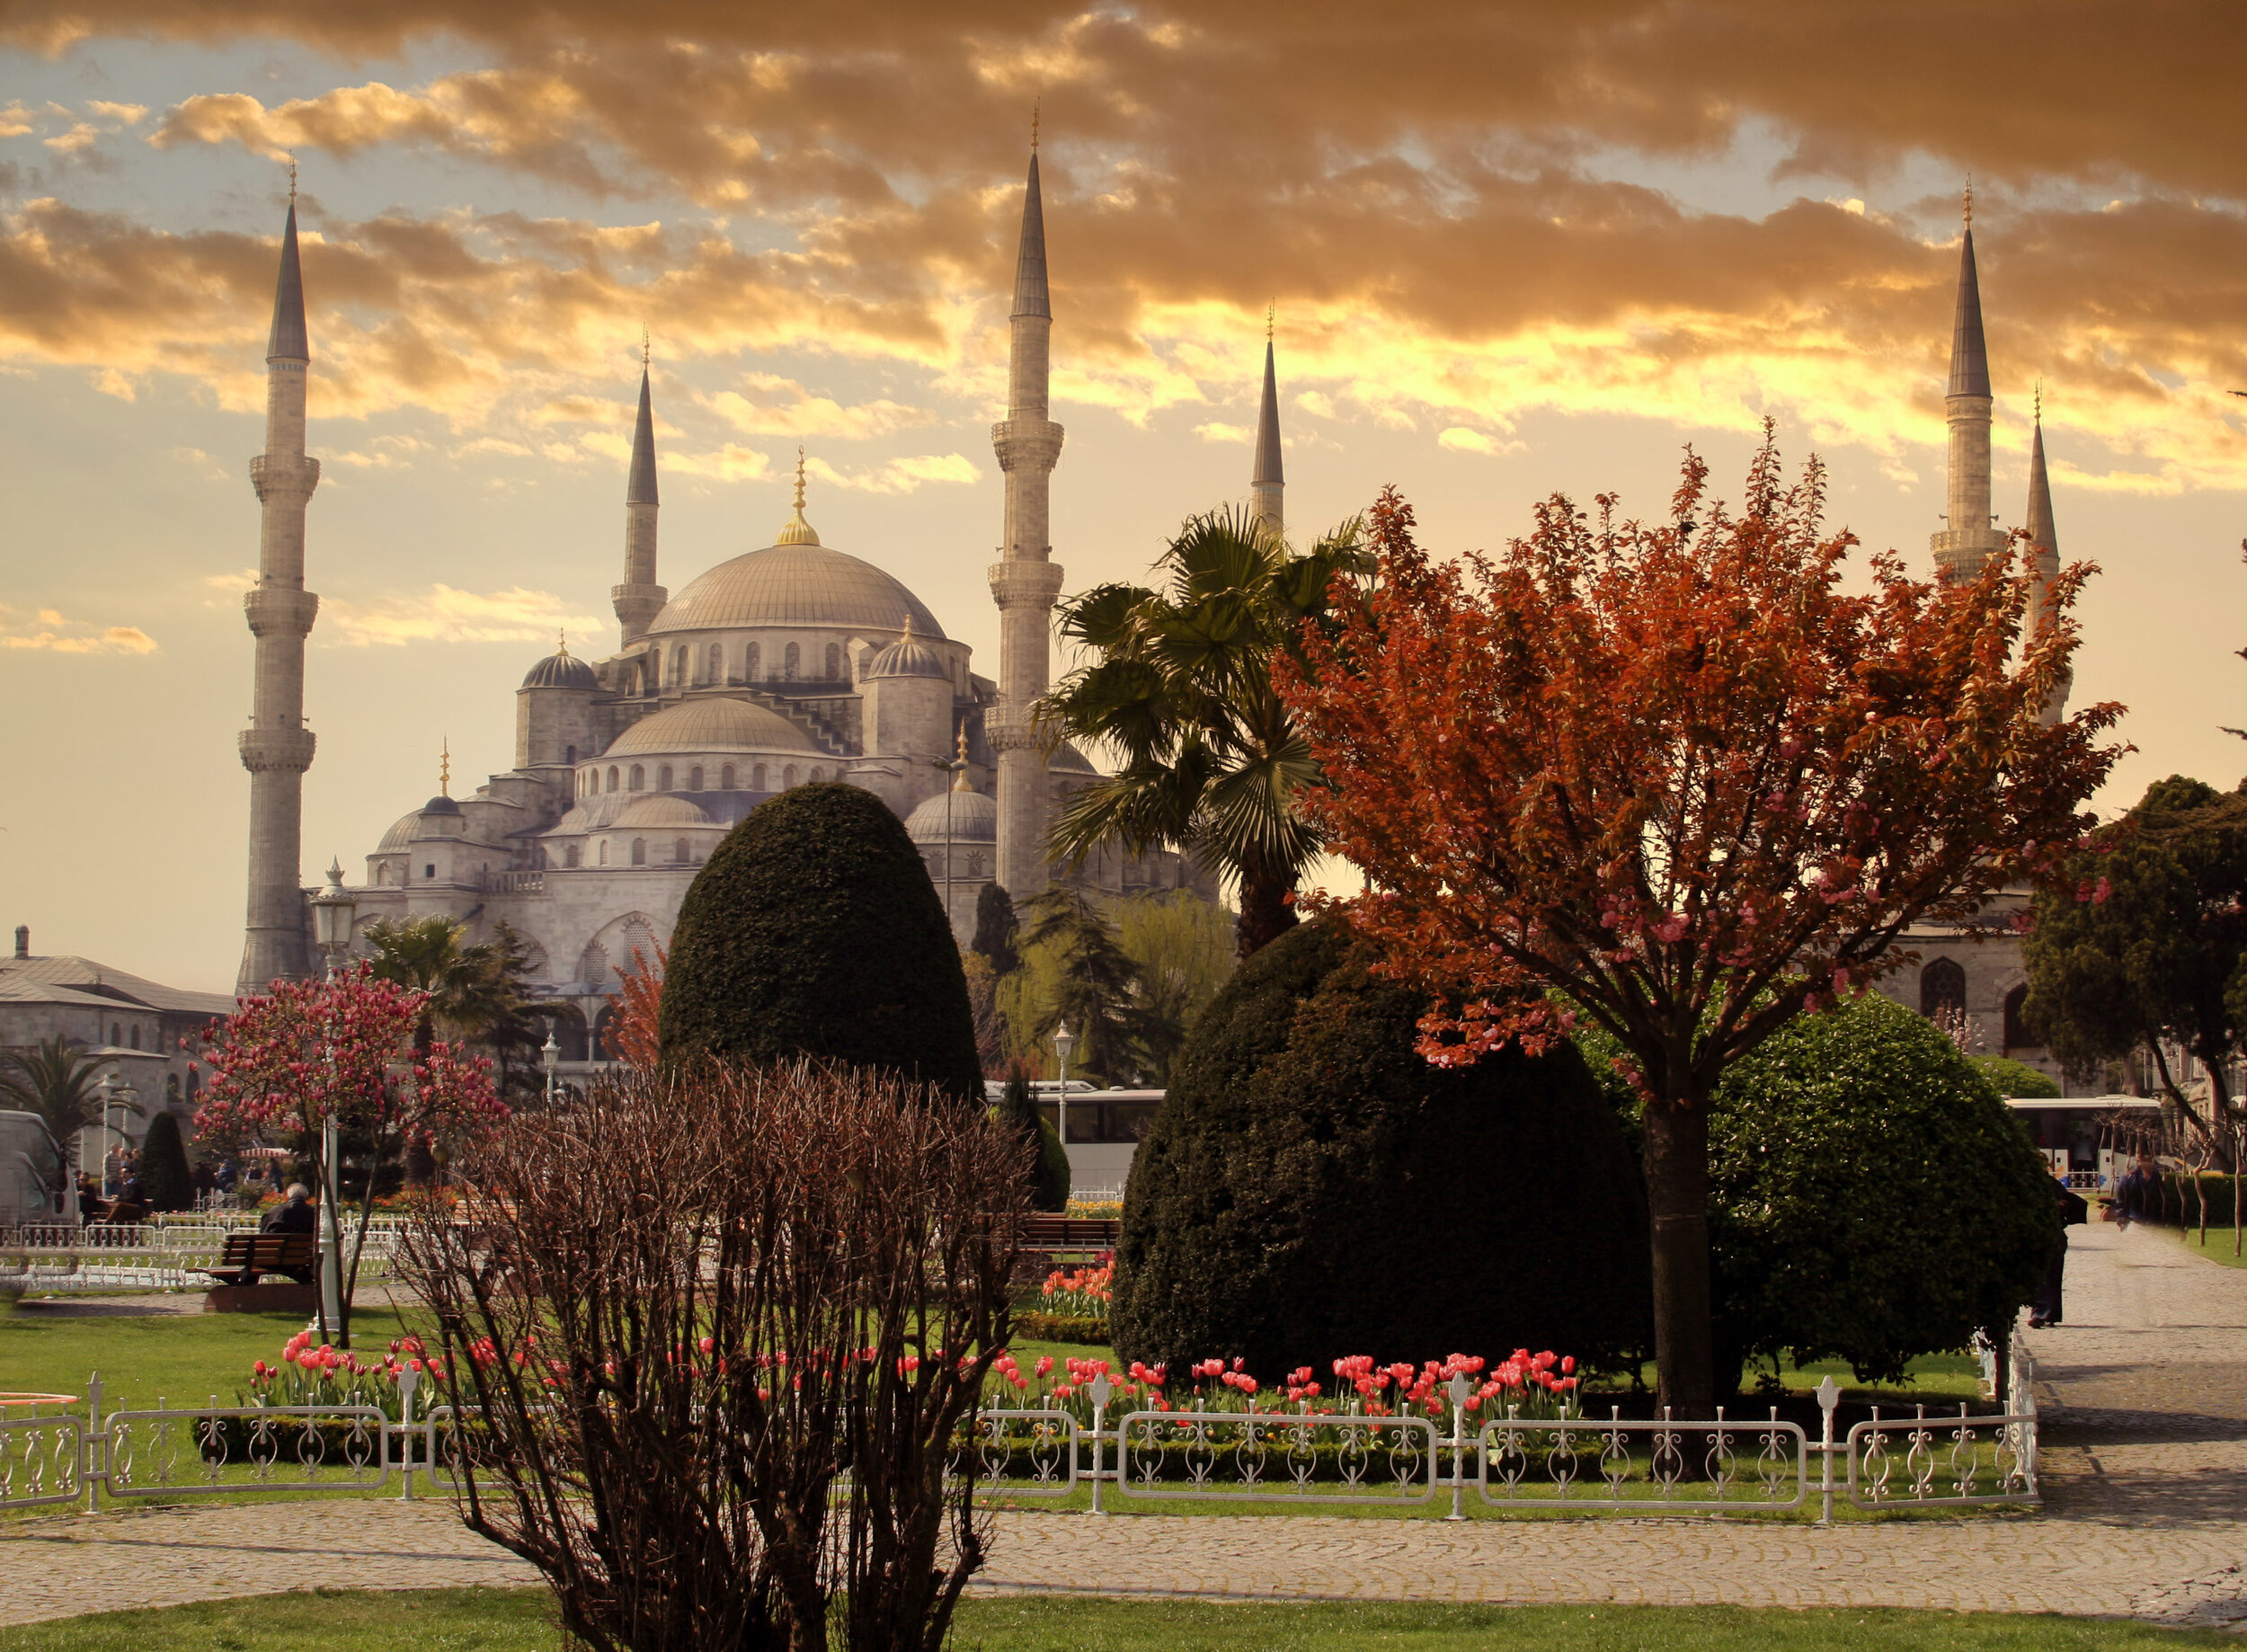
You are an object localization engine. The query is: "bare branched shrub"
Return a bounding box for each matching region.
[397,1059,1026,1652]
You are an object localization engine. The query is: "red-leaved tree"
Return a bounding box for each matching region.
[1279,440,2123,1413]
[195,964,507,1345]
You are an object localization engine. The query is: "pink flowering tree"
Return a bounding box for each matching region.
[195,964,506,1344]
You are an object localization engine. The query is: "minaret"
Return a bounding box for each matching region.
[1931,187,2006,583]
[235,183,321,996]
[1250,306,1284,537]
[2023,388,2069,726]
[612,337,665,646]
[989,121,1066,901]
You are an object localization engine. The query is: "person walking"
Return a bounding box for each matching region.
[2114,1151,2163,1228]
[2030,1168,2089,1328]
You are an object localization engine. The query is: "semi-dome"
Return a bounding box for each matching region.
[377,810,422,852]
[521,648,598,692]
[905,786,998,843]
[864,615,948,679]
[604,697,816,758]
[614,795,715,830]
[644,543,946,639]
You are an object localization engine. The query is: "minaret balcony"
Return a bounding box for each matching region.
[237,726,317,773]
[244,585,321,638]
[989,559,1065,608]
[249,454,321,502]
[991,419,1064,473]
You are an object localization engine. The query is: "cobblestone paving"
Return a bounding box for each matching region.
[3,1221,2242,1629]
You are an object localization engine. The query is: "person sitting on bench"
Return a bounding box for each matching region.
[248,1184,319,1283]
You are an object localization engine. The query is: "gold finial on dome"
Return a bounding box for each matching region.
[1963,175,1972,227]
[953,722,973,792]
[556,626,569,657]
[775,446,822,546]
[439,736,451,798]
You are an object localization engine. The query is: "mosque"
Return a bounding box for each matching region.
[231,145,1226,1056]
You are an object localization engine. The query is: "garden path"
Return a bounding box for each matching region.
[1,1221,2242,1630]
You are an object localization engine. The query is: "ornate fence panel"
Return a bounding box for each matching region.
[1844,1405,2036,1508]
[1478,1407,1808,1513]
[967,1408,1080,1498]
[1110,1407,1442,1505]
[102,1402,391,1498]
[0,1408,84,1510]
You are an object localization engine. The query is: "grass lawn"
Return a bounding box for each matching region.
[0,1303,416,1412]
[0,1590,2234,1652]
[2167,1224,2247,1270]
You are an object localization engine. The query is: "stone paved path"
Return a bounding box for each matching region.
[3,1221,2243,1630]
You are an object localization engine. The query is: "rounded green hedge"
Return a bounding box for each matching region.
[656,782,983,1103]
[1707,991,2058,1385]
[138,1109,194,1212]
[1111,918,1650,1380]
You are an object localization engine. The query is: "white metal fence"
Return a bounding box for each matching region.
[0,1215,404,1293]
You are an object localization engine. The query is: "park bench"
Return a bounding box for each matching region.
[1018,1214,1118,1260]
[196,1231,319,1287]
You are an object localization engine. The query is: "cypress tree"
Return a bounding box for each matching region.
[973,884,1022,978]
[997,1065,1070,1212]
[658,783,983,1103]
[138,1110,194,1212]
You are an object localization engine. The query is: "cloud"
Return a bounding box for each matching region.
[0,602,158,653]
[807,451,981,493]
[1194,422,1250,444]
[706,376,935,440]
[1437,427,1508,456]
[320,583,608,647]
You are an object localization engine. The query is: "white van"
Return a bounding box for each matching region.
[0,1110,70,1225]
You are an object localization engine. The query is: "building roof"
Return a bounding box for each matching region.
[905,787,998,842]
[1013,151,1052,321]
[377,809,422,852]
[1948,226,1991,400]
[2025,414,2058,557]
[521,648,599,692]
[613,794,715,830]
[0,955,235,1019]
[644,543,946,639]
[268,200,309,364]
[864,617,948,679]
[604,696,817,758]
[1252,338,1284,490]
[627,366,659,507]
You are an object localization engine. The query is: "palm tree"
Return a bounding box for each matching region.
[1036,506,1365,956]
[364,916,558,1097]
[0,1035,138,1167]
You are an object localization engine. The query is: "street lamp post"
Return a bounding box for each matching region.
[309,860,359,978]
[1053,1020,1076,1173]
[542,1023,561,1107]
[306,860,357,1342]
[929,726,968,936]
[95,1070,114,1197]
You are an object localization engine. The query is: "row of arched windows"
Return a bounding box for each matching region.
[1918,959,2037,1052]
[664,640,845,688]
[580,760,822,799]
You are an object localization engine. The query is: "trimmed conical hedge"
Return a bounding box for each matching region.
[139,1109,194,1212]
[657,782,984,1103]
[1112,917,1650,1379]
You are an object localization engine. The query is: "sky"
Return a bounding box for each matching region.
[2,2,2244,995]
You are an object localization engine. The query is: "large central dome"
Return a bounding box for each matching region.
[646,542,946,639]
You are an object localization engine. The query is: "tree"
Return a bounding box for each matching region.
[658,783,984,1105]
[195,965,505,1345]
[1279,440,2120,1415]
[1018,887,1149,1086]
[1971,1053,2061,1099]
[366,916,555,1092]
[1110,892,1236,1084]
[603,942,666,1070]
[959,953,1007,1077]
[1114,917,1648,1379]
[0,1035,116,1159]
[971,883,1021,978]
[2023,775,2247,1159]
[1036,506,1366,957]
[996,1064,1070,1212]
[138,1109,194,1212]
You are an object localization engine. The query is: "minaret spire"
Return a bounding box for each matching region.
[990,129,1067,901]
[236,182,323,994]
[1250,303,1284,537]
[1931,188,2004,583]
[2023,386,2068,726]
[613,342,666,646]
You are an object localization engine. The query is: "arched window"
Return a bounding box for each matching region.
[720,764,736,789]
[675,837,690,863]
[111,1021,121,1045]
[2003,984,2036,1052]
[631,838,647,866]
[751,764,767,790]
[565,843,582,868]
[965,851,984,878]
[784,642,801,679]
[708,643,724,683]
[688,765,704,791]
[783,764,799,788]
[606,766,619,794]
[671,645,688,687]
[657,764,673,792]
[807,767,824,784]
[564,743,576,765]
[129,1025,140,1050]
[598,840,609,866]
[744,641,761,680]
[824,642,841,679]
[628,765,645,792]
[1919,957,1966,1019]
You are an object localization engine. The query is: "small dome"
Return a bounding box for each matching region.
[604,696,817,758]
[864,616,947,680]
[1049,741,1098,777]
[521,649,598,692]
[377,810,422,852]
[422,794,462,816]
[645,544,946,638]
[614,795,715,830]
[905,787,998,843]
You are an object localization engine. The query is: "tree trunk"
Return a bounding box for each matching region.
[1641,1097,1715,1417]
[1235,870,1300,958]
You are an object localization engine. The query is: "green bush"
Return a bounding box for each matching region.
[657,782,984,1103]
[138,1110,194,1212]
[1112,918,1650,1380]
[997,1068,1070,1212]
[1705,992,2058,1386]
[1969,1054,2061,1099]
